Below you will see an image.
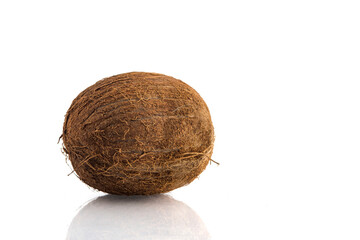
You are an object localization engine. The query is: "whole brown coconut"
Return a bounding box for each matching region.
[62,72,215,195]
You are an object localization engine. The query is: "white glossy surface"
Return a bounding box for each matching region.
[67,195,209,240]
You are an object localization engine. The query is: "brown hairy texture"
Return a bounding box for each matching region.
[62,72,215,195]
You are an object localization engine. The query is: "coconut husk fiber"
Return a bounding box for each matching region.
[62,72,215,195]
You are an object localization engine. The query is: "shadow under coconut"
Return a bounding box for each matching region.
[66,194,210,240]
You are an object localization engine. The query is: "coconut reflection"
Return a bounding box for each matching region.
[67,194,210,240]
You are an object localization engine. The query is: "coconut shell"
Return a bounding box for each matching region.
[62,72,214,195]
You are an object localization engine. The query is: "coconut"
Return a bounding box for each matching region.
[62,72,215,195]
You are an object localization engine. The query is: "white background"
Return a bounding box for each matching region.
[1,0,360,239]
